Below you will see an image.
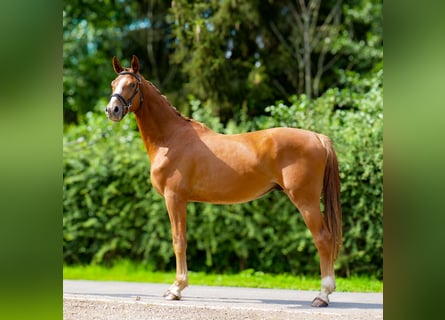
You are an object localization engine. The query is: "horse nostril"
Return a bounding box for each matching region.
[113,106,120,113]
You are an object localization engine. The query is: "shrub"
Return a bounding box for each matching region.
[63,113,173,268]
[264,69,383,277]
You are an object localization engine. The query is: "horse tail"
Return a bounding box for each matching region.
[319,134,342,260]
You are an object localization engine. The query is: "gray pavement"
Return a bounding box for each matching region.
[63,280,383,320]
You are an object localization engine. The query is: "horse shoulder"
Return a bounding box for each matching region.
[149,127,203,196]
[149,147,173,196]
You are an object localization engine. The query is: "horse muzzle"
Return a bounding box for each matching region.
[105,103,126,122]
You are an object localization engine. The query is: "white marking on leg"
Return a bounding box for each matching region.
[318,276,336,303]
[322,276,336,292]
[169,283,182,298]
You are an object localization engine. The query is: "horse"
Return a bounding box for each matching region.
[105,55,342,307]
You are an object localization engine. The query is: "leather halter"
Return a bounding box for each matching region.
[110,71,144,113]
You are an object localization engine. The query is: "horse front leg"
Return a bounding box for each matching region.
[163,192,188,300]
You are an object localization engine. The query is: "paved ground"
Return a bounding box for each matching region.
[63,280,383,320]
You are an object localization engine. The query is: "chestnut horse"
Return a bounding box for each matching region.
[105,55,342,307]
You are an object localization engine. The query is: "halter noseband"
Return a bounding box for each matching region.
[110,71,144,113]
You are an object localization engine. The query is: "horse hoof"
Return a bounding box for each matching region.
[311,297,329,307]
[163,291,181,301]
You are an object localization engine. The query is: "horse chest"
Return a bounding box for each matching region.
[149,157,169,196]
[149,148,185,196]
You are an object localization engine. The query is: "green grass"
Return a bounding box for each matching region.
[63,260,382,293]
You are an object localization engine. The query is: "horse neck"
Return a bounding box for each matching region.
[134,80,189,158]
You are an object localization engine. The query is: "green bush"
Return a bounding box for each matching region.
[264,69,383,278]
[63,70,382,278]
[63,114,173,268]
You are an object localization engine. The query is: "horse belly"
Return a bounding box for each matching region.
[188,169,276,204]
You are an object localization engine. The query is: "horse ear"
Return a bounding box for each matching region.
[112,56,124,74]
[131,55,140,74]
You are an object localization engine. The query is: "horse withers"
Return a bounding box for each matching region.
[105,55,342,307]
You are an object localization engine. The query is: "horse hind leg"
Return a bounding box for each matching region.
[286,191,336,307]
[301,203,336,307]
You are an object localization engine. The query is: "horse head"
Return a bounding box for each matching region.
[105,55,144,121]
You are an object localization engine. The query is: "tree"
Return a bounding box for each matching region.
[63,0,177,124]
[171,0,382,121]
[269,0,342,99]
[171,0,265,120]
[63,0,382,123]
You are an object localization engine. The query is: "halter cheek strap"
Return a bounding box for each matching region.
[110,71,144,113]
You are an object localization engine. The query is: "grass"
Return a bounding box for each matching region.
[63,260,382,293]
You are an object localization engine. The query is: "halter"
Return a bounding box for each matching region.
[110,71,144,113]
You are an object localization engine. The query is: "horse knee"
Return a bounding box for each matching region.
[173,237,187,253]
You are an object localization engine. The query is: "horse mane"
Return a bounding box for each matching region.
[145,79,191,122]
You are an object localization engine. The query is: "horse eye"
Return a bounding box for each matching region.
[130,83,136,88]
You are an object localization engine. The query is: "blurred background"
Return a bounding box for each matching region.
[63,0,382,280]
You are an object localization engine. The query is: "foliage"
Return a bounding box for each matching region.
[63,68,382,278]
[63,0,177,123]
[63,0,382,123]
[63,113,173,268]
[170,0,382,121]
[265,68,383,277]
